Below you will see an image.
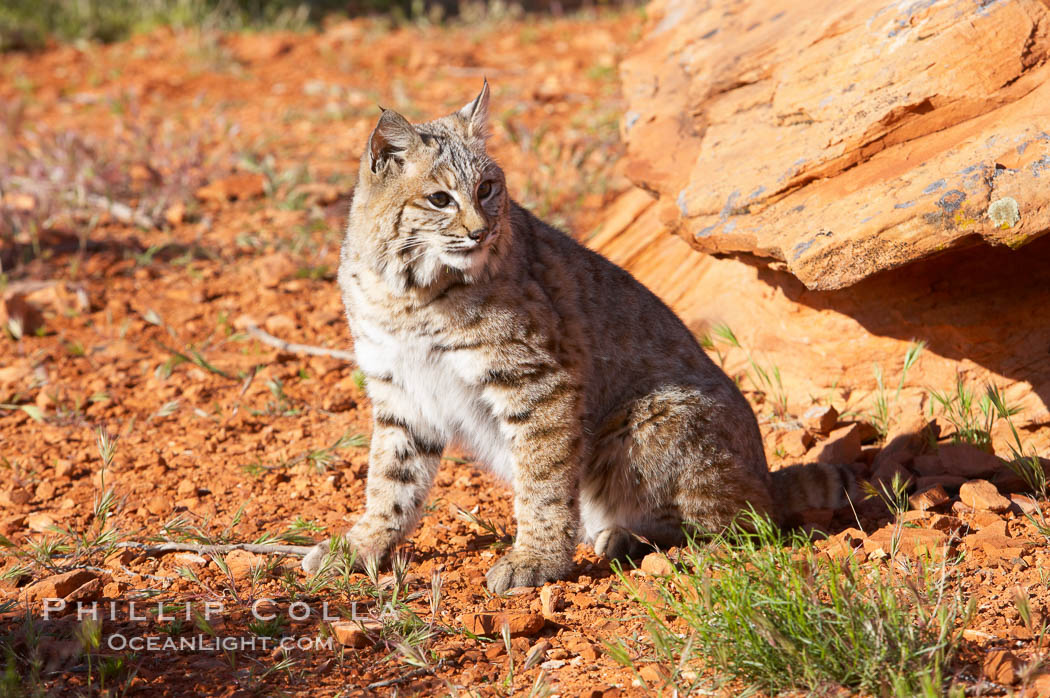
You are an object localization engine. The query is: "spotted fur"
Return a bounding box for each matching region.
[301,83,856,592]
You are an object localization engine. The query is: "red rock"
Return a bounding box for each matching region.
[823,528,865,560]
[909,485,950,512]
[993,462,1050,494]
[775,429,812,458]
[817,425,863,465]
[164,202,186,226]
[961,525,1034,560]
[540,584,564,618]
[145,496,169,516]
[959,479,1011,513]
[938,444,1006,480]
[569,592,595,610]
[0,487,31,508]
[1010,493,1040,516]
[53,457,75,478]
[801,405,838,434]
[524,639,551,669]
[65,578,102,603]
[252,253,297,289]
[1031,674,1050,698]
[592,194,1050,459]
[912,454,947,477]
[983,649,1020,685]
[563,634,600,662]
[21,281,89,317]
[640,552,673,576]
[104,549,136,571]
[899,510,929,525]
[224,549,265,580]
[594,1,1050,454]
[26,513,55,532]
[264,314,297,335]
[929,515,966,533]
[21,569,97,602]
[872,415,937,471]
[0,514,25,537]
[101,581,126,599]
[972,511,1007,530]
[195,173,265,203]
[331,621,372,648]
[976,520,1008,538]
[862,525,948,558]
[620,0,1050,291]
[638,664,670,686]
[0,364,32,390]
[459,612,545,638]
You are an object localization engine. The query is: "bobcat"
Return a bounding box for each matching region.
[301,82,854,593]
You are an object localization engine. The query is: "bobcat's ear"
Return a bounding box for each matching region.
[368,108,421,174]
[456,79,490,140]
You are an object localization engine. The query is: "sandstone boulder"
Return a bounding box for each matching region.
[620,0,1050,291]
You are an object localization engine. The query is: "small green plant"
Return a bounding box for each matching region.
[708,324,790,420]
[0,427,126,573]
[872,340,925,440]
[862,471,912,521]
[929,375,997,450]
[455,506,512,551]
[986,384,1046,499]
[252,377,300,417]
[296,431,368,473]
[616,510,974,696]
[248,615,288,639]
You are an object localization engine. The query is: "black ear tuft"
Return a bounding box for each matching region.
[456,79,490,140]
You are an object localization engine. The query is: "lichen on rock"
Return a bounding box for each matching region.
[988,197,1021,229]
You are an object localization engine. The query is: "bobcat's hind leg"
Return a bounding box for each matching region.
[593,517,686,563]
[593,526,635,560]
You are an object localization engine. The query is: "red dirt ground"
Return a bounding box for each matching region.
[2,10,1050,697]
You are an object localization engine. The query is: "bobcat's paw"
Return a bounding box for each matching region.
[301,523,396,576]
[301,540,333,575]
[485,551,569,594]
[593,526,633,560]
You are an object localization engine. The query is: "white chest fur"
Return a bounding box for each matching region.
[351,315,517,483]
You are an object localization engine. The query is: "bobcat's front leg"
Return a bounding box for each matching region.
[302,392,444,574]
[483,367,582,593]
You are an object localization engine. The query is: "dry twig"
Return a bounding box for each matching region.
[244,322,356,362]
[116,541,314,557]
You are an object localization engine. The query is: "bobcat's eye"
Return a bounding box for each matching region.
[427,191,452,208]
[477,180,494,200]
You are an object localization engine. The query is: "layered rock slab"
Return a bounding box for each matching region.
[621,0,1050,290]
[588,189,1050,434]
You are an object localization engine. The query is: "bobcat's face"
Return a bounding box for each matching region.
[353,82,510,289]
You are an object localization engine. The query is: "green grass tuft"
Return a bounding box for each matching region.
[615,511,973,696]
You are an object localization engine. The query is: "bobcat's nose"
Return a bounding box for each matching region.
[468,228,488,243]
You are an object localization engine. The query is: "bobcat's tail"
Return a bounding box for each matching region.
[770,462,859,518]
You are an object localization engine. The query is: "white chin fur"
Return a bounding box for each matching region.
[441,247,490,278]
